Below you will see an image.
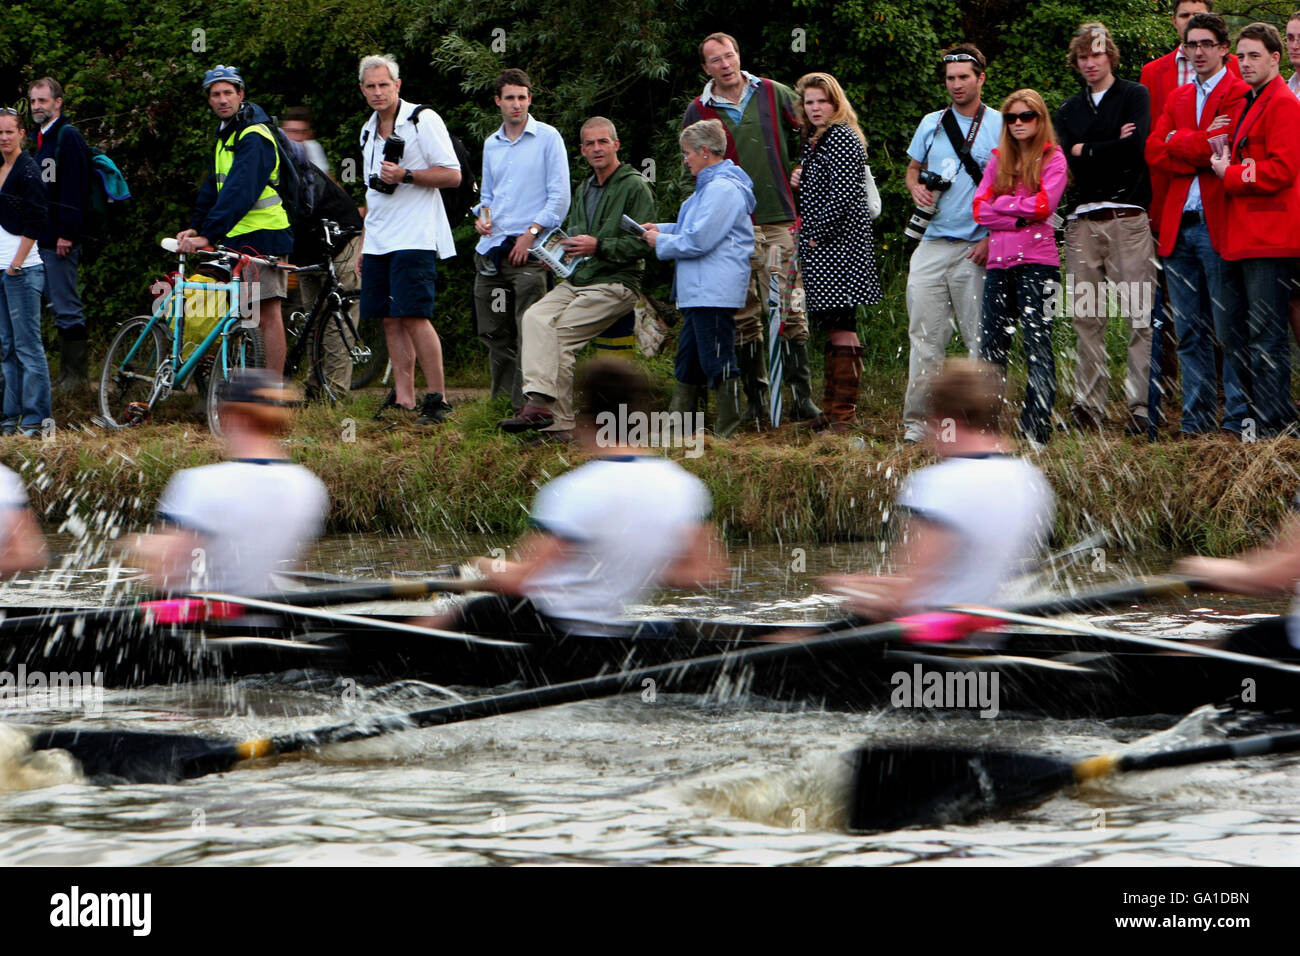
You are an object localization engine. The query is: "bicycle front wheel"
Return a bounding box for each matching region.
[348,313,389,389]
[309,306,357,405]
[206,326,266,435]
[99,317,168,428]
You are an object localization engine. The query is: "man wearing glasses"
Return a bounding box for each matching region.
[900,44,1001,445]
[1144,13,1250,437]
[1057,23,1157,436]
[681,32,814,429]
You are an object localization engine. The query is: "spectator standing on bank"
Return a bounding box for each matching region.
[1057,23,1157,437]
[642,120,755,439]
[900,45,1002,445]
[1144,12,1250,438]
[789,72,881,433]
[28,78,91,395]
[358,54,461,425]
[683,33,819,428]
[974,90,1068,448]
[0,109,52,436]
[473,69,570,414]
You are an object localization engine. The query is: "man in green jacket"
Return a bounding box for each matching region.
[500,117,655,442]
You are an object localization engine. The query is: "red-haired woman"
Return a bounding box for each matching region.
[973,89,1067,447]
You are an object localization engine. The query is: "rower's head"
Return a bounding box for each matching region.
[575,358,653,450]
[926,358,1005,451]
[216,369,299,436]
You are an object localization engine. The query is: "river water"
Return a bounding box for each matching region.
[1,534,1298,866]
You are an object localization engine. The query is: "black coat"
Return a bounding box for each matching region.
[0,152,48,243]
[796,123,881,312]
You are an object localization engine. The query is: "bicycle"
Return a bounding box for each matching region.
[98,239,280,434]
[282,221,373,403]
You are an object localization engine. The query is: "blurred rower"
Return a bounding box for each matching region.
[0,464,47,575]
[129,370,327,596]
[822,358,1055,620]
[1177,516,1300,660]
[423,358,727,639]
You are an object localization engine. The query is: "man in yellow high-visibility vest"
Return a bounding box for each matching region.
[176,65,292,374]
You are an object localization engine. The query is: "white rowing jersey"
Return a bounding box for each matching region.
[524,455,712,635]
[897,453,1055,612]
[0,465,27,549]
[156,458,328,596]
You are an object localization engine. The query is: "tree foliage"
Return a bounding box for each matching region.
[0,0,1264,372]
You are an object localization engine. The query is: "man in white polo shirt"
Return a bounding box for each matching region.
[357,54,461,426]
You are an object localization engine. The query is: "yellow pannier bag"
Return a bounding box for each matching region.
[182,274,229,355]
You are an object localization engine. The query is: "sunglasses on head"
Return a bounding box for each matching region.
[1004,110,1038,124]
[943,53,981,66]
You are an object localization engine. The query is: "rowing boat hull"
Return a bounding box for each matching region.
[1,608,1293,719]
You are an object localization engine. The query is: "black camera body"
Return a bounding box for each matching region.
[369,134,405,194]
[917,169,953,193]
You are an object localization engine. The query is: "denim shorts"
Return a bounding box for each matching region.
[360,250,439,320]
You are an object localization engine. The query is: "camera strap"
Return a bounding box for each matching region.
[939,105,986,184]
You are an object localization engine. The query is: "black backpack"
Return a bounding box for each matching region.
[361,104,478,225]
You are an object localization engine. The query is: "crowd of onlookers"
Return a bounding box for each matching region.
[7,6,1300,447]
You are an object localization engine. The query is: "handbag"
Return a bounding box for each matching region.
[863,164,882,220]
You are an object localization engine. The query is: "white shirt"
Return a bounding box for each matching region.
[1183,66,1229,214]
[360,100,460,258]
[897,454,1055,612]
[0,465,27,552]
[524,456,712,634]
[156,459,328,596]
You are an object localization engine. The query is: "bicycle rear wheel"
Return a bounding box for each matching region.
[348,313,388,389]
[309,305,357,405]
[99,317,168,428]
[206,325,266,435]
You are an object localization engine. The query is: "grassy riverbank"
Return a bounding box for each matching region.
[5,366,1295,558]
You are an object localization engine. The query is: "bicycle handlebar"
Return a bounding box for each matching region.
[160,237,287,270]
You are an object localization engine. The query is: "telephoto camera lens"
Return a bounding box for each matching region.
[903,203,940,241]
[368,134,406,194]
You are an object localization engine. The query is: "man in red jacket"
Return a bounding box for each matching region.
[1145,13,1250,437]
[1210,22,1300,439]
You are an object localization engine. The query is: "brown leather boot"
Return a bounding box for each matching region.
[826,344,864,433]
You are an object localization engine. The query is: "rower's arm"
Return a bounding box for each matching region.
[0,508,46,575]
[823,517,957,620]
[1177,513,1300,597]
[659,523,728,589]
[475,531,570,596]
[127,529,206,593]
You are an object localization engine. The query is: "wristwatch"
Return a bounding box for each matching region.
[402,169,414,184]
[528,225,541,237]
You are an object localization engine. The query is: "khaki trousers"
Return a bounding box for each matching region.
[520,281,637,431]
[735,222,808,345]
[902,237,985,440]
[1065,214,1156,420]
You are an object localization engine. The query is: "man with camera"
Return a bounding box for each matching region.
[176,65,293,375]
[358,54,461,424]
[1057,23,1156,436]
[900,45,1002,445]
[473,69,571,418]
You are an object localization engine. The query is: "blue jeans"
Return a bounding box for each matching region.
[1163,222,1249,434]
[38,243,85,331]
[675,307,739,388]
[1221,256,1293,437]
[980,264,1057,444]
[0,266,52,429]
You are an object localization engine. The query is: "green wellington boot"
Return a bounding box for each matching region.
[782,338,822,423]
[735,340,770,429]
[712,377,743,439]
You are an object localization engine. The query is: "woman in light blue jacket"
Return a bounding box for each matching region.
[643,119,755,438]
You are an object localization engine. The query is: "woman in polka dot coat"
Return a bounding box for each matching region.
[792,72,882,431]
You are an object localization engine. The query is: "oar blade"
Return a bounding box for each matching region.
[29,728,243,784]
[846,744,1076,832]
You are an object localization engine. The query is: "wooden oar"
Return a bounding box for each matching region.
[848,728,1300,832]
[23,578,1201,785]
[944,604,1300,676]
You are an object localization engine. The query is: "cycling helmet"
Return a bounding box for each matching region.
[202,65,245,90]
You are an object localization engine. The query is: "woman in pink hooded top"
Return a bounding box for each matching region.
[973,89,1068,447]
